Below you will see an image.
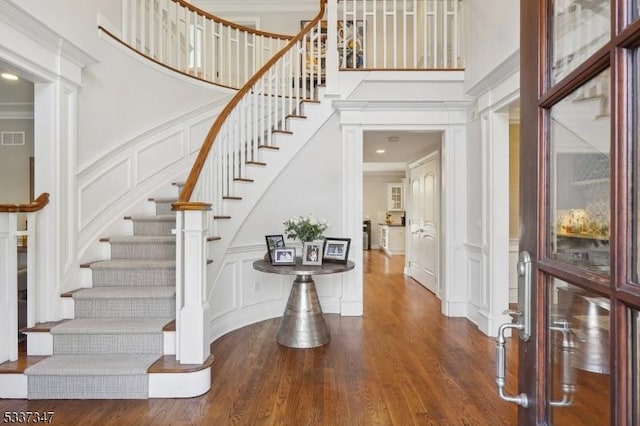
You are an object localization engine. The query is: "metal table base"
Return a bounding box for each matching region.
[277,274,329,348]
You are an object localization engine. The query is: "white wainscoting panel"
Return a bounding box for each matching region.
[189,117,215,154]
[79,158,132,229]
[209,261,238,320]
[465,243,484,327]
[136,131,184,184]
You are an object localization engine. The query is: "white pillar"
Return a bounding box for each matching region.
[177,209,210,364]
[340,125,363,315]
[0,214,18,362]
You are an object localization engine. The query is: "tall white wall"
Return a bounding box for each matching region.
[0,119,33,205]
[463,0,519,92]
[11,0,231,170]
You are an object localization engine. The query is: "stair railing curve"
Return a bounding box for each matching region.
[171,0,327,364]
[120,0,294,88]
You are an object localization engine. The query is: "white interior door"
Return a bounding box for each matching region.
[408,153,439,296]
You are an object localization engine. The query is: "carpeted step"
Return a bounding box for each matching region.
[107,236,175,260]
[72,287,175,319]
[127,215,175,236]
[150,197,177,216]
[24,354,159,399]
[51,318,171,355]
[89,259,175,287]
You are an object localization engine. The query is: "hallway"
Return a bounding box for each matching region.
[0,250,518,425]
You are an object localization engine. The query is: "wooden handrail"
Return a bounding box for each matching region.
[98,25,238,91]
[175,0,327,207]
[172,0,292,40]
[0,193,50,213]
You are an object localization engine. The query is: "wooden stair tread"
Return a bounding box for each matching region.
[0,354,47,374]
[272,129,293,135]
[286,114,307,119]
[61,289,84,298]
[258,145,279,150]
[163,320,176,332]
[213,215,231,220]
[148,353,215,374]
[234,178,254,183]
[20,320,69,333]
[207,236,221,241]
[223,196,242,200]
[246,161,266,166]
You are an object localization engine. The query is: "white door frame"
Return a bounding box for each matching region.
[335,100,469,318]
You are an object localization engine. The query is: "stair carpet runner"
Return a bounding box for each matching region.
[24,198,177,399]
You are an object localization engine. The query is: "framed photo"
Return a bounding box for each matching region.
[265,235,286,262]
[272,247,296,266]
[323,238,351,263]
[302,241,324,266]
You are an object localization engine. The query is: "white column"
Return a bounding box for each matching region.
[178,209,210,364]
[487,111,510,336]
[441,124,468,318]
[340,125,363,315]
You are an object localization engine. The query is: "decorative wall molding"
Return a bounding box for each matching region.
[466,50,520,98]
[0,103,33,120]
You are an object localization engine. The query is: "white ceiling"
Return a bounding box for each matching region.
[363,130,441,163]
[0,63,34,119]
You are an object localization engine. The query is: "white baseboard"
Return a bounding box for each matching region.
[0,374,27,398]
[148,368,211,398]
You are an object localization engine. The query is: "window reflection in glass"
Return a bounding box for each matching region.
[548,278,610,424]
[550,69,610,273]
[551,0,610,84]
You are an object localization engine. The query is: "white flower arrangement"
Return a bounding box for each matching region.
[283,214,330,242]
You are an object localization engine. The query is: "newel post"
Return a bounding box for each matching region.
[174,202,211,364]
[325,0,339,95]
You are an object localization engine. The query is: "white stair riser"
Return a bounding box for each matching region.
[53,334,164,355]
[92,268,175,287]
[74,299,175,319]
[110,242,175,260]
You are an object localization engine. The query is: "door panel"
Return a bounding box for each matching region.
[518,0,640,423]
[408,154,439,295]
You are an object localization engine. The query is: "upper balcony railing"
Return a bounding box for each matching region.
[120,0,293,88]
[336,0,464,70]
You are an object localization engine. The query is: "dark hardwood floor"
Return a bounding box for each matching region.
[0,250,518,425]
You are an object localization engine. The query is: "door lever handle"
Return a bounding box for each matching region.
[495,323,529,408]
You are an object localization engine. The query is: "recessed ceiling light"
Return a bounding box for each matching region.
[387,136,399,142]
[376,149,386,154]
[1,73,18,81]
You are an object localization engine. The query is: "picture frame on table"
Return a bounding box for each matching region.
[272,247,296,266]
[322,237,351,263]
[302,241,324,266]
[265,234,286,262]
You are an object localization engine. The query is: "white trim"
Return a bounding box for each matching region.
[466,50,520,97]
[0,374,27,398]
[148,368,211,398]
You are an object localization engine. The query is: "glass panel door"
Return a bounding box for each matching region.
[550,69,610,274]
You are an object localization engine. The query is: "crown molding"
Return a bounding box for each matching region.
[333,99,471,112]
[0,103,33,119]
[466,50,520,98]
[0,0,97,69]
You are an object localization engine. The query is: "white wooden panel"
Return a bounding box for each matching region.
[79,159,131,228]
[189,116,213,153]
[209,262,237,320]
[136,131,184,183]
[424,172,435,222]
[467,251,482,307]
[242,258,284,307]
